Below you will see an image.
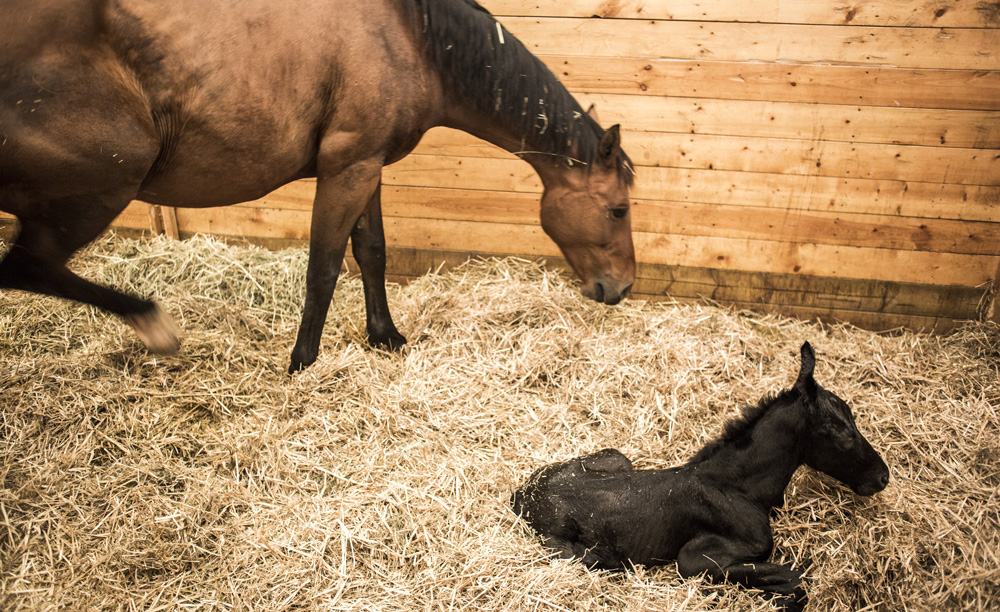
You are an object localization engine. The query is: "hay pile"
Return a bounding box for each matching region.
[1,233,997,612]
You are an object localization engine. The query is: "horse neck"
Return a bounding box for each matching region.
[691,398,809,510]
[441,108,577,188]
[414,0,598,186]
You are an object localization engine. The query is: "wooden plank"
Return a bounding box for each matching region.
[630,263,985,320]
[539,56,1000,111]
[144,184,1000,258]
[383,154,1000,222]
[630,200,1000,256]
[481,0,999,28]
[378,215,998,286]
[498,18,1000,70]
[161,206,180,240]
[631,231,998,287]
[566,94,1000,149]
[414,129,1000,186]
[173,206,310,242]
[148,204,165,236]
[369,245,978,332]
[376,185,1000,256]
[113,201,158,232]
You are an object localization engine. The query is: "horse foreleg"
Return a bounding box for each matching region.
[350,179,406,351]
[289,160,382,373]
[677,536,807,611]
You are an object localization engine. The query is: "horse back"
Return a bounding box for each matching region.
[2,0,442,209]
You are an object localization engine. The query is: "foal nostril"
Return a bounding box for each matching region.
[880,473,890,488]
[622,283,633,298]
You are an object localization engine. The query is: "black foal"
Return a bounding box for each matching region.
[511,342,889,611]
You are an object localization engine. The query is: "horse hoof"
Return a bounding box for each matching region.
[124,303,180,355]
[369,329,407,352]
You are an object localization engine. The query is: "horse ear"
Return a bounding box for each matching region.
[795,342,817,397]
[586,103,600,123]
[597,124,621,169]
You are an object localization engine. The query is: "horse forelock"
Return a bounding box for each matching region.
[409,0,633,184]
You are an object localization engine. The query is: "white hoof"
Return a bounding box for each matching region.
[124,303,180,355]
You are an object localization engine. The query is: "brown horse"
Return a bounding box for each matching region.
[0,0,635,372]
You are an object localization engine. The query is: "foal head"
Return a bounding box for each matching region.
[795,342,890,496]
[537,124,635,305]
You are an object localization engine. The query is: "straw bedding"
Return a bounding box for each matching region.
[1,233,997,611]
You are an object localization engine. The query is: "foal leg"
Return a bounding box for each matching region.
[289,159,382,373]
[350,179,406,351]
[677,536,807,611]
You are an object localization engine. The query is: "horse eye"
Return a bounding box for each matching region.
[610,206,629,219]
[834,432,856,451]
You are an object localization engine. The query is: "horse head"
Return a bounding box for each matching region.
[796,342,890,496]
[538,124,635,305]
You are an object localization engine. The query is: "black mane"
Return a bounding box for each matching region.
[689,387,803,463]
[409,0,633,183]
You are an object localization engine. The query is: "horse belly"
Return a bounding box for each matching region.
[137,131,317,208]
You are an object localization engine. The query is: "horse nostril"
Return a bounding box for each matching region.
[880,473,890,488]
[593,282,605,303]
[622,283,633,298]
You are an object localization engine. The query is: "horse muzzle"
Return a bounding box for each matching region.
[582,280,633,305]
[849,460,891,496]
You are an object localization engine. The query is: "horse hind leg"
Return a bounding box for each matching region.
[350,179,406,351]
[1,49,178,354]
[0,192,179,355]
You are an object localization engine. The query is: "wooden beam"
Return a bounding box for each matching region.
[499,18,1000,70]
[147,204,165,236]
[160,206,180,240]
[414,129,1000,186]
[538,57,1000,111]
[481,0,998,28]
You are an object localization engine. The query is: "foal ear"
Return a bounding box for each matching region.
[795,342,817,397]
[597,124,622,169]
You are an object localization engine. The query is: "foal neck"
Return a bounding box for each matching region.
[691,391,810,510]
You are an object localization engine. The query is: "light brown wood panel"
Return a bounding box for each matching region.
[113,201,158,232]
[173,206,310,242]
[631,232,998,287]
[481,0,997,28]
[370,246,975,332]
[135,185,998,258]
[369,244,982,321]
[631,263,984,319]
[540,56,1000,111]
[630,200,1000,256]
[382,154,1000,222]
[414,129,1000,186]
[571,94,1000,149]
[377,185,1000,256]
[499,17,1000,70]
[379,215,998,286]
[382,186,538,224]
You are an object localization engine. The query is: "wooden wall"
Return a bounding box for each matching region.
[3,1,999,332]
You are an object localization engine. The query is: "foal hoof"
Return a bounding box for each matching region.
[124,303,180,355]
